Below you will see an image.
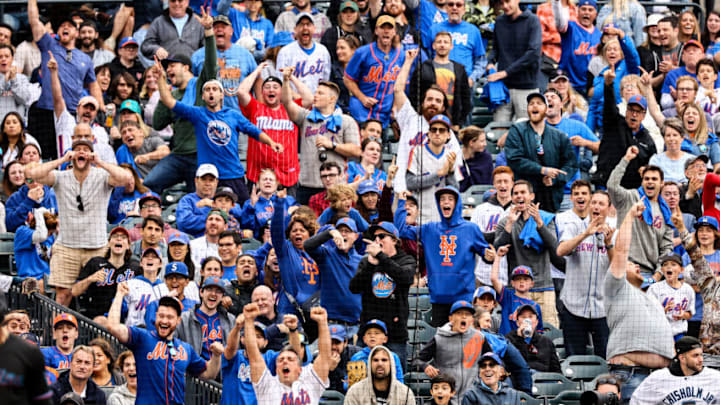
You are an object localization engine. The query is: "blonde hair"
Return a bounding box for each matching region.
[602,39,624,63]
[682,102,710,146]
[678,11,701,43]
[327,184,357,210]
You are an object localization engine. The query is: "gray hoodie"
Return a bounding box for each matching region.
[107,384,136,405]
[345,346,416,405]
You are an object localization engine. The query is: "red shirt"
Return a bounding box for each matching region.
[241,97,299,186]
[309,190,330,217]
[703,173,720,222]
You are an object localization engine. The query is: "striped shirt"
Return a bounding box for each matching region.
[241,97,299,186]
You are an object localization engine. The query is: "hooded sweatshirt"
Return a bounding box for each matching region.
[345,346,416,405]
[107,383,137,405]
[413,324,492,403]
[395,187,490,304]
[5,184,57,232]
[350,346,404,383]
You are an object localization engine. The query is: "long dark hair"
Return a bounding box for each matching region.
[0,112,28,155]
[109,71,139,104]
[702,10,720,47]
[168,242,195,281]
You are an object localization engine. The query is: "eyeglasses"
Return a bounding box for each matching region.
[479,362,496,369]
[320,173,339,179]
[447,2,464,7]
[141,203,160,209]
[76,195,84,212]
[677,87,695,92]
[429,127,448,134]
[626,108,645,115]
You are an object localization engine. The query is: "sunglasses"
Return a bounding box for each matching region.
[76,195,84,212]
[479,362,497,369]
[429,127,448,134]
[374,233,393,241]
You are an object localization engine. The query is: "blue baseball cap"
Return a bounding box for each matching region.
[450,300,475,315]
[697,216,719,231]
[119,99,142,115]
[118,36,139,48]
[267,31,294,48]
[577,0,597,8]
[357,179,380,196]
[202,276,226,291]
[511,266,534,280]
[428,114,452,129]
[627,95,647,111]
[361,319,387,336]
[336,217,358,233]
[368,221,399,239]
[138,191,161,206]
[473,286,497,301]
[329,324,347,342]
[168,231,190,246]
[141,247,162,259]
[165,261,190,278]
[480,352,504,367]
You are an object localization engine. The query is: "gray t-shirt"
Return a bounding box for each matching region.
[127,136,165,178]
[604,273,674,360]
[52,167,113,249]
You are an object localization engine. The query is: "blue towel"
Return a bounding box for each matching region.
[307,108,343,133]
[637,187,674,228]
[480,68,510,112]
[519,211,555,253]
[681,132,718,154]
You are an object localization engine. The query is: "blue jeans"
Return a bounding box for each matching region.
[144,154,197,194]
[610,367,652,405]
[503,340,533,394]
[559,306,609,358]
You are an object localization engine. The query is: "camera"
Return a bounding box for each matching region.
[580,391,620,405]
[318,146,328,162]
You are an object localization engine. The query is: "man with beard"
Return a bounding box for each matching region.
[471,167,514,286]
[277,15,331,94]
[26,140,131,306]
[77,20,114,68]
[225,254,258,314]
[191,209,229,270]
[177,276,236,361]
[345,345,415,405]
[504,92,577,213]
[28,0,104,160]
[108,283,223,405]
[191,15,257,111]
[608,146,674,281]
[345,16,405,129]
[556,186,614,357]
[245,303,331,405]
[238,63,302,191]
[50,346,105,405]
[155,60,283,203]
[553,0,601,94]
[393,49,462,194]
[275,0,331,40]
[108,37,145,84]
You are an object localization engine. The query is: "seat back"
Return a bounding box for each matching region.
[532,372,581,398]
[319,390,345,405]
[561,355,609,382]
[548,390,583,405]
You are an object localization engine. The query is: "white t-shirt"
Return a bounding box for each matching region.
[471,202,508,286]
[646,280,696,337]
[190,236,218,277]
[253,365,328,405]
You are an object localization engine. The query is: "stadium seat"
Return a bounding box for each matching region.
[161,183,187,206]
[405,372,432,397]
[517,390,544,405]
[484,121,513,154]
[408,295,431,312]
[408,287,429,296]
[162,203,178,226]
[407,319,435,347]
[531,372,581,398]
[99,386,116,399]
[319,390,344,405]
[0,232,15,275]
[553,337,566,360]
[561,355,608,382]
[547,390,583,405]
[542,324,563,341]
[120,216,143,231]
[242,237,262,252]
[462,184,494,207]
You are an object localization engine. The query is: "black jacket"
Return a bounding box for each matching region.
[410,59,472,127]
[680,183,703,219]
[595,82,657,189]
[349,251,416,343]
[329,344,362,393]
[51,370,106,405]
[505,331,561,373]
[224,279,258,316]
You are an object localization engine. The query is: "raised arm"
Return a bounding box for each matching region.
[609,198,644,278]
[28,0,46,43]
[238,62,267,107]
[552,0,569,33]
[393,49,419,113]
[25,154,72,186]
[243,303,267,383]
[280,67,302,122]
[46,51,67,120]
[95,158,133,187]
[199,342,224,379]
[288,73,315,109]
[107,282,131,343]
[154,60,177,110]
[310,307,331,381]
[224,313,245,360]
[490,245,510,294]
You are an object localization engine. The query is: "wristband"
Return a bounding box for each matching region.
[288,327,298,333]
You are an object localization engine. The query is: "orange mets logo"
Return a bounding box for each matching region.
[439,235,457,265]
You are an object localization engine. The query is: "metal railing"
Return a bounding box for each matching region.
[7,285,223,405]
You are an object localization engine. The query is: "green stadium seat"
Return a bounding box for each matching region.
[162,203,178,226]
[409,287,429,296]
[548,390,583,405]
[242,237,262,252]
[408,295,431,312]
[561,355,608,382]
[553,337,566,360]
[517,390,544,404]
[319,390,344,405]
[532,372,581,398]
[484,121,513,154]
[406,372,432,397]
[0,232,15,275]
[407,319,435,346]
[542,324,563,341]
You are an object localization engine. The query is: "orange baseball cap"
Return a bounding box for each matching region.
[53,313,78,329]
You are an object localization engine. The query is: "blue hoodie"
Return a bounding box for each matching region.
[176,192,244,238]
[271,197,321,316]
[304,226,362,323]
[350,346,404,383]
[5,185,58,232]
[395,186,489,304]
[240,195,297,240]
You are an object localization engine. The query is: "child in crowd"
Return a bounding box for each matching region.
[459,126,493,191]
[41,313,78,369]
[491,246,544,335]
[647,253,695,340]
[349,319,404,383]
[472,286,501,333]
[429,373,457,405]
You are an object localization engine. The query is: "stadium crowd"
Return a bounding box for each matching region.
[2,0,720,404]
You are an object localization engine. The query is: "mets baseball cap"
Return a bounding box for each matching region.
[526,91,547,105]
[202,276,226,291]
[696,216,719,231]
[685,39,704,52]
[118,36,139,48]
[161,54,192,69]
[511,266,534,280]
[376,15,396,28]
[268,31,294,48]
[428,114,452,129]
[577,0,596,8]
[196,163,219,178]
[329,324,347,342]
[340,1,359,12]
[368,222,399,239]
[138,191,161,206]
[336,217,358,233]
[296,12,315,26]
[120,99,142,115]
[214,187,238,203]
[207,208,229,223]
[168,231,190,245]
[675,336,703,356]
[109,226,130,240]
[141,247,162,259]
[516,303,538,316]
[165,261,190,278]
[659,253,683,266]
[450,300,475,315]
[77,96,99,109]
[53,313,78,329]
[627,94,647,111]
[357,179,380,195]
[480,352,504,368]
[213,15,232,25]
[550,69,569,82]
[473,286,497,301]
[361,319,387,336]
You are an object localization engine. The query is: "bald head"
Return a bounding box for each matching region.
[251,285,275,317]
[73,123,94,142]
